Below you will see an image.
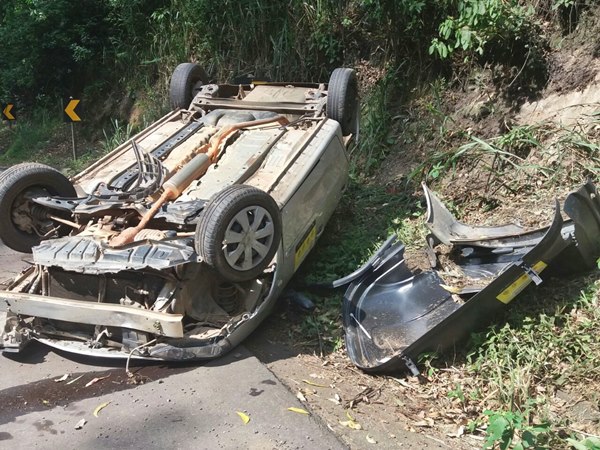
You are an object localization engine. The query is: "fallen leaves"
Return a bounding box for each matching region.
[288,407,310,415]
[339,419,362,430]
[85,375,110,388]
[339,410,362,430]
[328,393,342,405]
[345,385,382,409]
[236,411,250,424]
[66,375,84,385]
[93,402,110,417]
[302,379,328,388]
[413,418,435,428]
[54,374,70,383]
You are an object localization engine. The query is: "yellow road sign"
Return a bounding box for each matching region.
[2,104,15,121]
[64,99,81,122]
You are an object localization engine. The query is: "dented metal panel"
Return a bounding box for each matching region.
[343,182,600,373]
[33,237,196,274]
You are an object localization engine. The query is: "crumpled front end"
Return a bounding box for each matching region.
[0,236,279,360]
[343,181,600,373]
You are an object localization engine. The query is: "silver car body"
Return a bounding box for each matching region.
[0,82,350,360]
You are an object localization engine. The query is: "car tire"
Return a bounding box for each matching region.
[195,185,282,283]
[0,163,77,253]
[169,63,209,109]
[327,68,359,136]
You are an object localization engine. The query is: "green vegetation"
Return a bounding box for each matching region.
[430,0,537,58]
[457,277,600,448]
[0,110,61,163]
[1,1,599,448]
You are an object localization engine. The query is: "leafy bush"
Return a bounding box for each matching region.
[429,0,537,59]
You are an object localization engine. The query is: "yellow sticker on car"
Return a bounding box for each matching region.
[496,261,547,304]
[294,223,317,270]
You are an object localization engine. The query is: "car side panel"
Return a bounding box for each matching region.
[275,120,349,281]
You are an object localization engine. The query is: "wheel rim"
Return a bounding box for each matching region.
[223,205,276,271]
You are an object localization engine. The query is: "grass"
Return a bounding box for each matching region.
[102,119,134,153]
[0,100,159,177]
[431,275,600,449]
[411,117,600,195]
[350,63,409,179]
[0,110,62,164]
[298,180,419,284]
[288,179,423,352]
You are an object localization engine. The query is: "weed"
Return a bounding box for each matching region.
[483,406,552,450]
[417,352,441,379]
[447,383,466,405]
[353,64,404,177]
[293,294,345,354]
[566,436,600,450]
[102,119,134,153]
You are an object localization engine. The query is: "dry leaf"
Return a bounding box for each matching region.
[414,418,434,427]
[296,391,307,402]
[54,374,70,383]
[302,379,328,388]
[440,284,461,294]
[393,378,416,390]
[288,407,309,415]
[447,425,465,438]
[74,419,86,430]
[66,375,84,385]
[366,435,377,444]
[236,411,250,424]
[93,402,110,417]
[328,394,342,405]
[339,420,362,430]
[85,375,110,387]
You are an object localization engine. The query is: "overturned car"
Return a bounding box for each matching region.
[0,64,358,360]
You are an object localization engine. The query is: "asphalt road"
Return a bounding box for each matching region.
[0,244,345,449]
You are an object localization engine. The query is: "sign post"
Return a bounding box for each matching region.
[64,98,81,160]
[2,104,15,121]
[2,104,16,129]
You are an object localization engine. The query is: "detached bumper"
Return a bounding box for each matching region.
[343,182,600,374]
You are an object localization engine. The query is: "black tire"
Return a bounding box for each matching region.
[0,163,76,253]
[195,185,282,283]
[169,63,209,109]
[326,68,359,136]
